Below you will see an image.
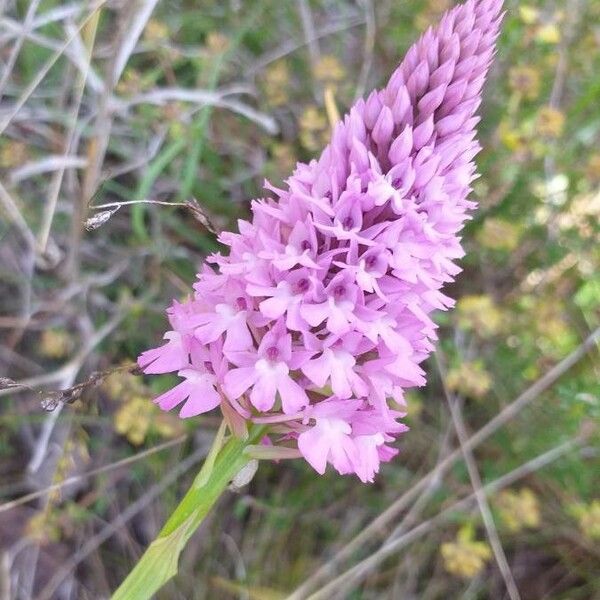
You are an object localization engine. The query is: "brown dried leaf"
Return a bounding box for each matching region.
[185,198,220,235]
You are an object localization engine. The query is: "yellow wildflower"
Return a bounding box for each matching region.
[313,55,346,87]
[446,361,492,400]
[143,19,169,43]
[441,526,492,578]
[299,105,329,151]
[456,294,503,338]
[263,61,291,107]
[508,65,541,100]
[205,32,230,54]
[571,501,600,540]
[536,106,565,138]
[497,120,529,154]
[114,396,152,445]
[270,143,296,174]
[477,217,521,251]
[518,6,539,25]
[39,328,73,359]
[585,154,600,182]
[0,140,28,168]
[536,23,561,45]
[496,488,541,532]
[105,370,183,445]
[26,512,62,545]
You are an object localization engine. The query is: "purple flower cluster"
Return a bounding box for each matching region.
[139,0,504,482]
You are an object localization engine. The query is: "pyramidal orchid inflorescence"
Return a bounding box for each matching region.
[139,0,504,482]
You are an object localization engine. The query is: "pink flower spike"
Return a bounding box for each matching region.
[138,0,504,482]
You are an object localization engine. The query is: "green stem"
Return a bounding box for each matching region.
[112,423,265,599]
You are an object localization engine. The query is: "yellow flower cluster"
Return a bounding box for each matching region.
[508,65,541,100]
[456,295,503,338]
[518,5,562,44]
[299,105,329,151]
[572,501,600,540]
[0,140,28,168]
[114,396,155,446]
[205,32,230,54]
[441,526,492,579]
[477,218,521,252]
[495,488,541,532]
[105,370,183,446]
[263,61,291,107]
[446,361,492,400]
[312,55,346,88]
[537,106,565,138]
[143,19,169,43]
[39,328,74,359]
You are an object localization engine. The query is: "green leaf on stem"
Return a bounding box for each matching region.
[112,422,266,600]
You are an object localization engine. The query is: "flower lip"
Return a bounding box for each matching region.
[342,216,354,230]
[333,284,347,301]
[295,276,310,294]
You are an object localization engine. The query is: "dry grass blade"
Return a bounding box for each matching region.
[9,155,88,184]
[0,0,107,136]
[248,16,365,74]
[110,87,279,134]
[304,435,586,600]
[437,355,521,600]
[27,310,126,473]
[0,180,35,247]
[36,442,209,600]
[353,0,376,100]
[111,0,160,85]
[37,6,100,253]
[0,435,187,514]
[0,0,42,98]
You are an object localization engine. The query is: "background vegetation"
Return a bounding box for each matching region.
[0,0,599,598]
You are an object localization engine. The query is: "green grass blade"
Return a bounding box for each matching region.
[132,137,187,241]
